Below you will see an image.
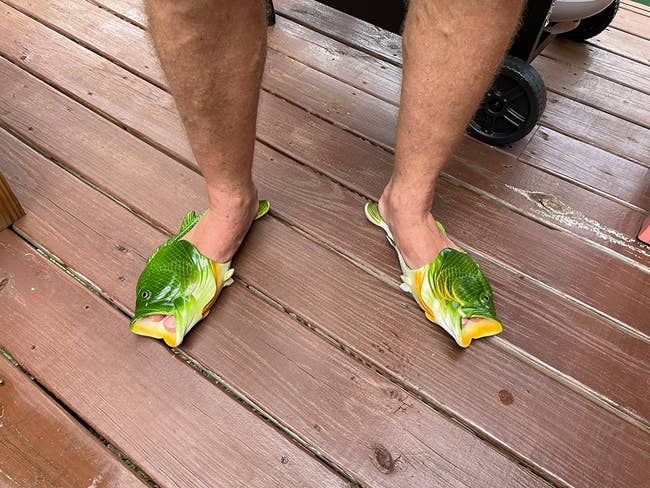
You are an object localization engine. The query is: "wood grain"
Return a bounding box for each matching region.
[272,0,650,165]
[540,89,650,168]
[3,0,647,264]
[0,230,348,488]
[612,6,650,40]
[0,136,550,488]
[587,27,650,65]
[532,55,650,129]
[3,0,647,485]
[0,354,145,488]
[520,127,650,210]
[1,19,649,412]
[2,73,650,488]
[542,37,650,95]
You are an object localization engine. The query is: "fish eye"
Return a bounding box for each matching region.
[140,290,151,300]
[481,294,489,303]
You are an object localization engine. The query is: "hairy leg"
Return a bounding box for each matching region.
[146,0,266,262]
[379,0,523,268]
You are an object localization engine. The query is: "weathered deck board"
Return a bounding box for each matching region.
[613,5,650,40]
[0,354,145,488]
[1,0,649,405]
[622,2,650,17]
[533,55,650,129]
[2,0,650,486]
[3,94,649,426]
[0,230,348,488]
[272,0,650,167]
[0,130,548,488]
[2,59,649,488]
[520,127,650,210]
[2,0,649,399]
[2,0,647,290]
[587,27,650,64]
[542,38,650,94]
[540,90,650,167]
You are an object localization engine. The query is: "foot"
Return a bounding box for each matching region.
[182,187,259,263]
[378,191,460,269]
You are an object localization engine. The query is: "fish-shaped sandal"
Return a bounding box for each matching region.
[130,200,270,347]
[364,201,502,348]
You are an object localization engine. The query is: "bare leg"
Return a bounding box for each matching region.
[146,0,266,262]
[379,0,523,268]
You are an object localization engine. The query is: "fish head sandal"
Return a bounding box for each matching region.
[130,200,270,347]
[365,201,502,348]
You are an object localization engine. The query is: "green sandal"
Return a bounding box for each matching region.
[364,202,502,348]
[130,200,270,347]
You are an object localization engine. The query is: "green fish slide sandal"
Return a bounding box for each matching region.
[130,200,270,347]
[364,202,502,348]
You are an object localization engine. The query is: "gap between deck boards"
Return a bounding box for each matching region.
[2,229,359,488]
[0,339,157,487]
[0,1,644,424]
[2,106,644,488]
[3,170,553,488]
[1,2,648,484]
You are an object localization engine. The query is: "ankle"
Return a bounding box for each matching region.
[379,186,431,226]
[207,182,258,213]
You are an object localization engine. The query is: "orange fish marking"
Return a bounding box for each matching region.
[412,268,436,322]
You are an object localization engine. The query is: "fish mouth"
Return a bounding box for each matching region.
[458,315,503,348]
[130,312,181,347]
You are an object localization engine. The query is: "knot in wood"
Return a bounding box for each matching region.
[373,446,395,474]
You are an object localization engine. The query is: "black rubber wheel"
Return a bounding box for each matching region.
[467,56,546,146]
[560,0,619,41]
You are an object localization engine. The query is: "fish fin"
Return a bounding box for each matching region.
[175,210,206,241]
[399,282,411,293]
[222,265,235,288]
[435,220,447,236]
[255,200,270,220]
[364,201,384,227]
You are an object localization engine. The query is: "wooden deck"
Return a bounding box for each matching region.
[0,0,648,486]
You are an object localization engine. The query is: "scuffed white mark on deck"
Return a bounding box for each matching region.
[0,467,19,486]
[87,474,102,488]
[505,184,650,259]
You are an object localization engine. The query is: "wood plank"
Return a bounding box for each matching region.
[3,0,640,265]
[3,102,650,428]
[279,7,650,133]
[612,6,650,40]
[0,136,549,488]
[0,354,145,488]
[3,0,161,86]
[2,58,645,428]
[520,127,650,210]
[587,27,650,65]
[620,2,650,17]
[8,0,649,227]
[622,0,650,13]
[2,7,638,338]
[4,126,649,488]
[0,236,348,488]
[1,62,649,488]
[1,15,649,411]
[540,91,650,167]
[542,37,650,95]
[89,0,146,26]
[532,55,650,129]
[272,0,650,165]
